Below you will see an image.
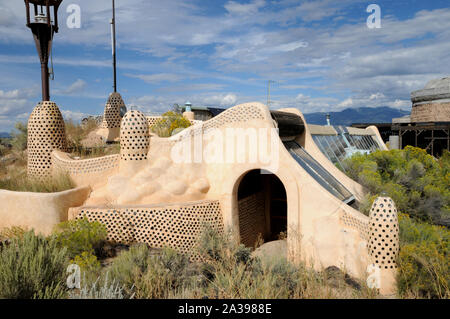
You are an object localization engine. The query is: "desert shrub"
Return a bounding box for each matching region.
[150,111,191,137]
[99,229,374,299]
[53,218,108,259]
[0,169,75,193]
[108,244,151,297]
[108,244,193,299]
[397,214,449,298]
[71,144,120,159]
[65,119,119,159]
[342,147,450,223]
[196,226,252,265]
[0,226,27,242]
[0,144,6,156]
[70,251,101,274]
[195,228,368,299]
[342,149,449,298]
[69,273,131,299]
[203,257,301,299]
[65,119,96,148]
[135,248,192,299]
[10,122,27,152]
[0,231,68,299]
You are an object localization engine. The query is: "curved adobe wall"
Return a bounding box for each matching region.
[27,101,67,179]
[70,200,223,255]
[0,186,91,235]
[51,150,120,187]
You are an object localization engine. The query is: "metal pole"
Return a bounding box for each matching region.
[25,1,31,26]
[111,0,117,92]
[41,62,50,101]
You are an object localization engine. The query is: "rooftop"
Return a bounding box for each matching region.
[411,76,450,103]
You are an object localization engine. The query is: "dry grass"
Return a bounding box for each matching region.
[65,118,120,159]
[0,226,27,243]
[99,228,381,299]
[65,119,98,145]
[0,165,75,193]
[69,143,120,160]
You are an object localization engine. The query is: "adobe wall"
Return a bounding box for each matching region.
[410,102,450,122]
[0,186,91,236]
[69,200,223,256]
[51,151,120,187]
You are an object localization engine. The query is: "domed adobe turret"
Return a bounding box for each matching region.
[410,76,450,122]
[27,101,67,179]
[101,92,124,130]
[120,110,150,162]
[367,196,399,295]
[368,196,399,270]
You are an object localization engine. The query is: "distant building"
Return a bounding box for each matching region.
[352,77,450,157]
[411,77,450,122]
[177,102,226,121]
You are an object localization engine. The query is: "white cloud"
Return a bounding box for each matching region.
[224,0,266,15]
[0,88,37,117]
[64,79,87,94]
[370,93,385,100]
[274,40,309,53]
[338,98,353,108]
[386,99,410,109]
[0,0,448,121]
[126,73,183,84]
[156,83,226,93]
[60,109,88,123]
[217,93,237,106]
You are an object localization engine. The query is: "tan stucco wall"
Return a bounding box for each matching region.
[0,186,91,235]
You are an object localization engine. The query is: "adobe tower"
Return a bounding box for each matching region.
[25,0,67,179]
[97,0,126,143]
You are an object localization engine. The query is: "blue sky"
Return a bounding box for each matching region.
[0,0,449,132]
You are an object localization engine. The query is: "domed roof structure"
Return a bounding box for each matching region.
[424,77,450,90]
[411,76,450,103]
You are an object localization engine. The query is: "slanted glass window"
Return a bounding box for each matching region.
[284,141,355,204]
[311,126,382,171]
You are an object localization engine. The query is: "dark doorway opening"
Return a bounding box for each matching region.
[237,170,287,247]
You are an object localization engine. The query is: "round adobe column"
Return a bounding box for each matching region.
[27,101,67,179]
[367,196,399,295]
[119,110,150,174]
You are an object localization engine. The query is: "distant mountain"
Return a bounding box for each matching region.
[303,107,410,126]
[0,132,10,138]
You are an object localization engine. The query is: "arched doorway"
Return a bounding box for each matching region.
[237,169,287,247]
